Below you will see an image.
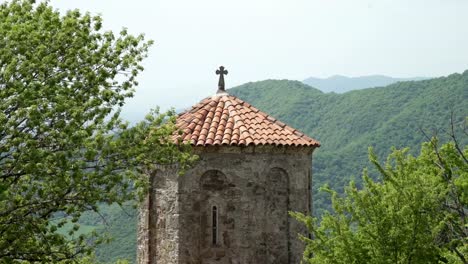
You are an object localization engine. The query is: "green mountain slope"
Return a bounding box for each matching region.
[303,74,430,93]
[90,71,468,262]
[229,72,468,215]
[75,203,137,263]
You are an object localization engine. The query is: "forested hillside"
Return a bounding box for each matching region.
[303,74,429,93]
[229,71,468,215]
[93,71,467,262]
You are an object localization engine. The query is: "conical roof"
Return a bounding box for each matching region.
[175,93,320,147]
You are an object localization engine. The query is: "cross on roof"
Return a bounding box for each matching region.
[216,66,228,92]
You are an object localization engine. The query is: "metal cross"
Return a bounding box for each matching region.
[216,66,228,92]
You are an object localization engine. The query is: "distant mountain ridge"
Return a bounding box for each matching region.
[303,74,430,93]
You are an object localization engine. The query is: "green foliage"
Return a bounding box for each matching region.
[0,0,195,262]
[291,137,467,263]
[229,75,468,216]
[78,203,138,263]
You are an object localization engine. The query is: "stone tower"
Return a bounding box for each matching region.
[137,67,320,264]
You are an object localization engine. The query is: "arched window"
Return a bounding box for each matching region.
[212,206,218,245]
[199,170,228,250]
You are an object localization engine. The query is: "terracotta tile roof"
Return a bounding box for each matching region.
[174,93,320,147]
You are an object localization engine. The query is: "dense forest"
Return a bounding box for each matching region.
[90,71,467,262]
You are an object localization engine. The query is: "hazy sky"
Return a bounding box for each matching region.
[45,0,468,120]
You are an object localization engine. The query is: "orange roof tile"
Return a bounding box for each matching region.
[175,93,320,147]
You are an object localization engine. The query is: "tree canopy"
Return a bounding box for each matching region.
[0,0,194,262]
[292,128,467,263]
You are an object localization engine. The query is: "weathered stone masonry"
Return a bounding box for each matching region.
[138,145,315,264]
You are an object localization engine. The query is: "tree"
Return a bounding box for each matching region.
[292,125,467,263]
[0,1,194,262]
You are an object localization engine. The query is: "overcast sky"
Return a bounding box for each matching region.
[46,0,468,121]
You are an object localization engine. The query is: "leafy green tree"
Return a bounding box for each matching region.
[292,133,467,263]
[0,0,194,262]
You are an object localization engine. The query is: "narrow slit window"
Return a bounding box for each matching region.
[212,206,218,245]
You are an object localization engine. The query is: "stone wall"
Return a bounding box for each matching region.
[137,165,181,264]
[138,145,314,264]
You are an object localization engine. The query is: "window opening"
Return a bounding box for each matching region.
[212,206,218,245]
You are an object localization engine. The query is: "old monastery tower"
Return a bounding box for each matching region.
[137,67,320,264]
